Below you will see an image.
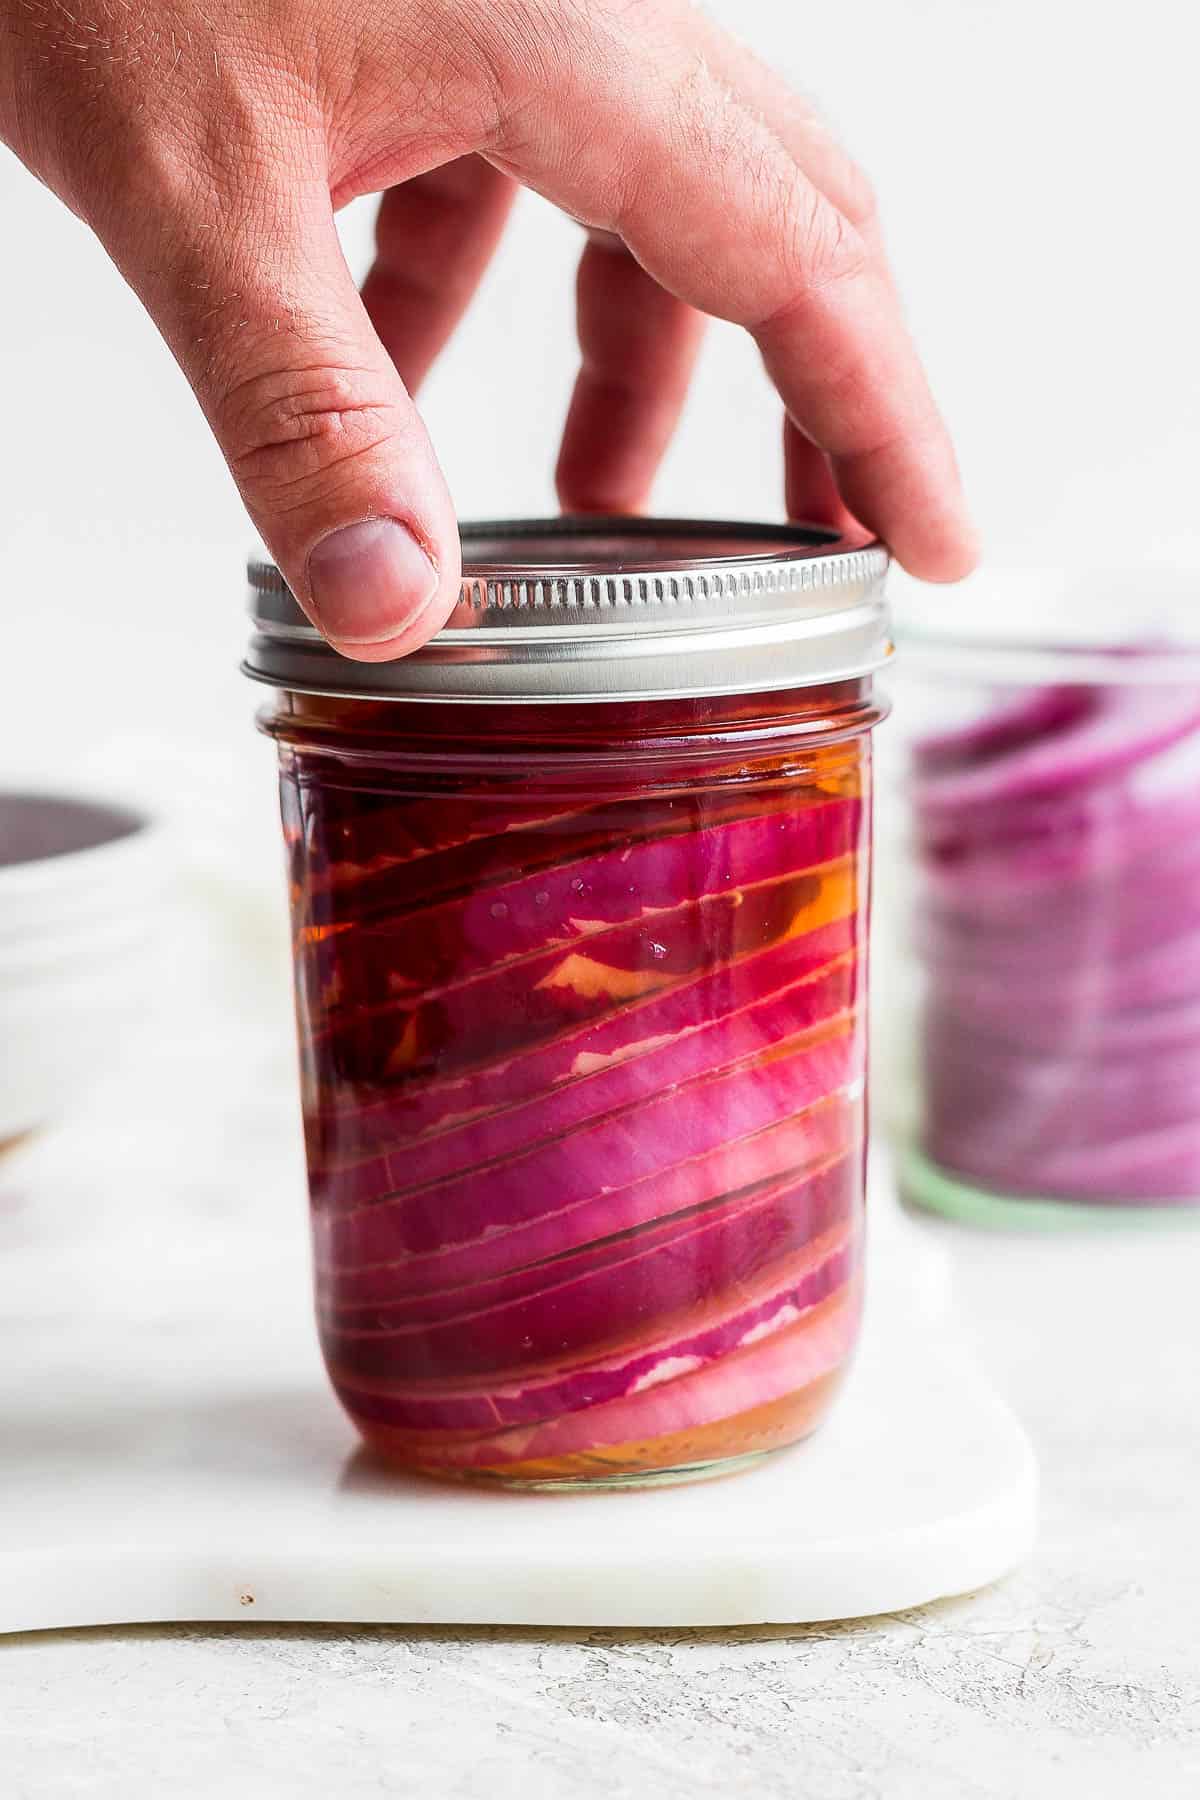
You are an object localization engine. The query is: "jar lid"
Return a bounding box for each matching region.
[243,516,890,704]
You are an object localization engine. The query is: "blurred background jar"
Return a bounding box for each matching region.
[879,569,1200,1227]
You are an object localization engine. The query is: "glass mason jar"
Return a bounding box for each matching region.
[885,573,1200,1225]
[244,519,890,1487]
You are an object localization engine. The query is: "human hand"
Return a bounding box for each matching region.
[1,0,977,657]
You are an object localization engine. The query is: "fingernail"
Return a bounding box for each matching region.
[306,519,439,646]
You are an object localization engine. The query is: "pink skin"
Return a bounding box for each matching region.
[0,0,976,660]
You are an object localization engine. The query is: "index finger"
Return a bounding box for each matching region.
[483,4,977,579]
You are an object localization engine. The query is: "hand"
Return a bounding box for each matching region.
[1,0,978,657]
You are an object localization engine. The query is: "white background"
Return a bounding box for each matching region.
[2,0,1198,789]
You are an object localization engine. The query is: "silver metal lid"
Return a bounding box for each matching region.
[243,516,891,704]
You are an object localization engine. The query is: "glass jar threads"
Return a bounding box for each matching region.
[245,519,890,1486]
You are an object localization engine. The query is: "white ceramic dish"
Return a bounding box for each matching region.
[0,797,161,917]
[0,791,166,1144]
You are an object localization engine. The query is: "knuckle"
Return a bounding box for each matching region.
[221,362,398,509]
[469,0,585,116]
[649,52,875,327]
[766,188,874,323]
[799,192,873,288]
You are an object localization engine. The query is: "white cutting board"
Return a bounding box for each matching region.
[0,743,1038,1633]
[0,1112,1035,1633]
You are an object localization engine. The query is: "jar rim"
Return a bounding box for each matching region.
[243,515,891,704]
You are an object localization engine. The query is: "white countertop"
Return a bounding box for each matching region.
[3,671,1198,1796]
[4,1188,1199,1800]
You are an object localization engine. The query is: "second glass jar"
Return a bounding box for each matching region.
[886,576,1200,1223]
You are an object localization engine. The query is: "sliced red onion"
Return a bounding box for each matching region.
[919,929,1200,1025]
[302,788,783,920]
[333,1281,862,1470]
[324,1029,859,1259]
[311,914,859,1161]
[325,1218,857,1426]
[912,685,1092,775]
[304,795,861,1006]
[914,686,1200,812]
[307,854,859,1087]
[913,671,1200,1204]
[287,736,869,1478]
[320,1085,858,1308]
[320,1155,858,1380]
[311,955,857,1207]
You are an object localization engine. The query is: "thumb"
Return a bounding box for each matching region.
[136,176,461,660]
